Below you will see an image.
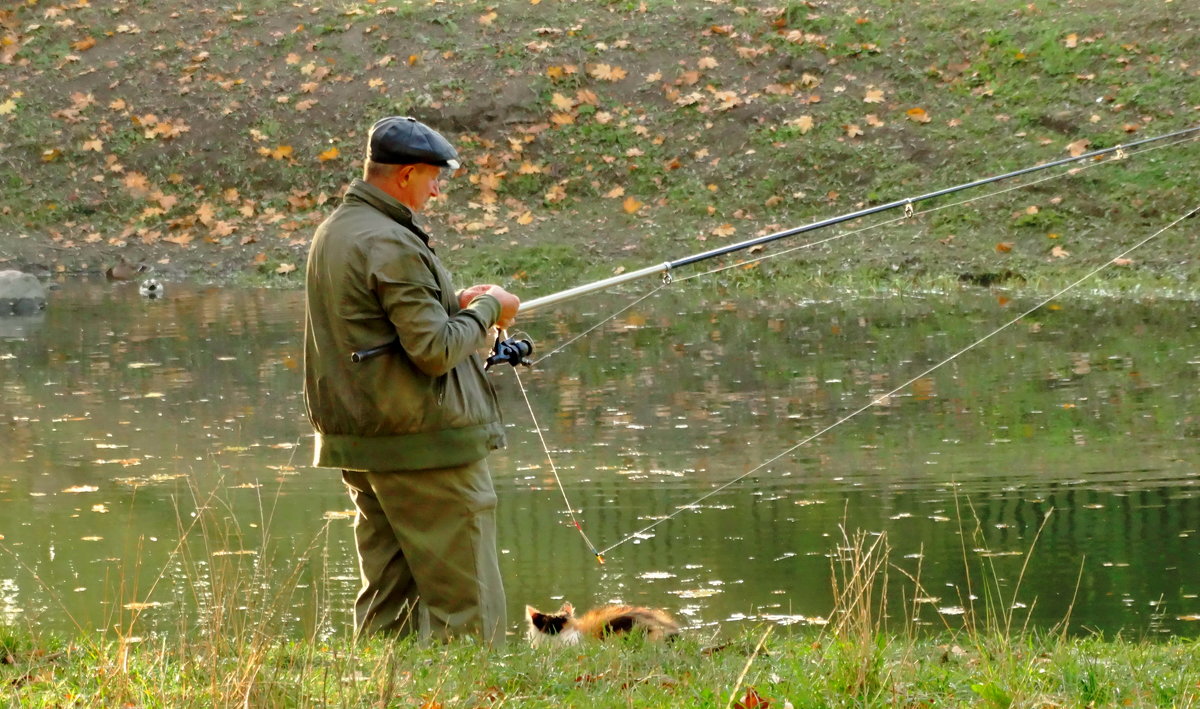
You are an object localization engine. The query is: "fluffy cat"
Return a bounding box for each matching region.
[524,601,680,646]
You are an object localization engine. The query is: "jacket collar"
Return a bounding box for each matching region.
[344,179,432,244]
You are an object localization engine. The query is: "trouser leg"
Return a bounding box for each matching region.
[343,460,507,645]
[342,470,420,637]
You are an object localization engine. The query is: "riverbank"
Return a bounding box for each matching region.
[4,625,1199,707]
[1,1,1197,297]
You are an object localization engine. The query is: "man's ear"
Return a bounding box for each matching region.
[395,164,416,186]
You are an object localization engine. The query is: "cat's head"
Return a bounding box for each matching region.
[525,602,578,647]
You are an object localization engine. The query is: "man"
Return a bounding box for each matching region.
[303,116,519,644]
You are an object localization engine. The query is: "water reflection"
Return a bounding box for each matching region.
[0,280,1197,640]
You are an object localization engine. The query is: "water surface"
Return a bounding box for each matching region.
[1,280,1197,640]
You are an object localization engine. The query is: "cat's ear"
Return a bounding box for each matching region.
[559,601,574,615]
[525,605,540,619]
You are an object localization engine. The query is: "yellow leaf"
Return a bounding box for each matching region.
[863,88,884,103]
[605,186,625,199]
[270,145,294,160]
[712,223,736,237]
[995,242,1014,253]
[785,115,814,134]
[906,107,931,123]
[408,54,420,66]
[285,53,301,65]
[295,99,316,112]
[844,124,863,138]
[196,202,216,226]
[546,65,565,80]
[478,10,497,25]
[1066,139,1090,157]
[551,92,574,111]
[0,99,17,115]
[1064,33,1078,49]
[318,146,340,162]
[865,113,885,127]
[276,262,297,275]
[622,196,643,214]
[516,211,534,225]
[697,56,718,69]
[71,36,97,51]
[41,148,62,162]
[1050,245,1070,259]
[550,112,575,126]
[589,63,627,81]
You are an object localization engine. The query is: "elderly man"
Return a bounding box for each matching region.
[304,116,519,644]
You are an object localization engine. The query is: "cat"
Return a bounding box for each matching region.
[524,601,680,646]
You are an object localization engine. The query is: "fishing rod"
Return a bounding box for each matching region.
[350,123,1199,363]
[519,123,1199,314]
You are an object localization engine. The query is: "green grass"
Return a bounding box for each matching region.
[4,626,1200,707]
[4,517,1199,707]
[1,0,1196,295]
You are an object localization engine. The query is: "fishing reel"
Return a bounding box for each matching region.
[485,334,533,370]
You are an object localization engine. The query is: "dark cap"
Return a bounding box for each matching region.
[368,116,461,169]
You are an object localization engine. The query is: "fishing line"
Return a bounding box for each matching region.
[504,129,1198,561]
[530,131,1198,365]
[595,203,1200,556]
[676,133,1198,284]
[510,364,607,564]
[531,286,668,365]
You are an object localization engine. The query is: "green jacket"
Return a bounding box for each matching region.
[303,180,506,471]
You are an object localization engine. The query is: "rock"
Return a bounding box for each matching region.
[0,270,47,315]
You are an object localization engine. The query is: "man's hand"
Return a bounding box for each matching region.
[460,284,520,330]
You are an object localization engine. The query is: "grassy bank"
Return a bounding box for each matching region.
[5,623,1200,706]
[4,497,1200,707]
[1,0,1198,296]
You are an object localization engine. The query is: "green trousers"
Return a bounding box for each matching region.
[342,459,506,645]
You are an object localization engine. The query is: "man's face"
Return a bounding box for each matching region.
[395,163,443,212]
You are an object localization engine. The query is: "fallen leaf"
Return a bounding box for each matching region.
[478,10,497,25]
[1064,33,1078,49]
[551,92,574,111]
[712,223,736,237]
[996,242,1014,253]
[844,124,863,138]
[71,36,97,52]
[605,186,625,199]
[863,87,884,103]
[1050,245,1070,258]
[733,686,771,709]
[1066,139,1090,157]
[317,146,340,162]
[622,196,643,214]
[62,485,99,494]
[906,107,932,123]
[1111,257,1134,266]
[589,63,627,81]
[276,262,297,275]
[786,115,814,134]
[697,56,718,69]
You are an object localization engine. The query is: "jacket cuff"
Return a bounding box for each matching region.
[463,293,502,330]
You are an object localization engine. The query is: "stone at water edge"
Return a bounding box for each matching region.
[0,270,47,315]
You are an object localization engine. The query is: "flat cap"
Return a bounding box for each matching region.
[368,116,461,169]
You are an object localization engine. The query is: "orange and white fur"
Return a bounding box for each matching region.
[524,601,680,647]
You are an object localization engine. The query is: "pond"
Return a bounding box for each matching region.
[1,280,1198,642]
